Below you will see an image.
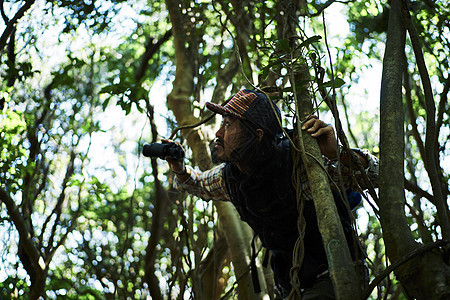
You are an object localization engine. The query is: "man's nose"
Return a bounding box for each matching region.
[216,126,224,138]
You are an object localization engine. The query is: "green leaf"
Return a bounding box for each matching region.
[100,84,126,95]
[258,46,273,51]
[102,96,111,111]
[296,35,322,50]
[259,57,286,80]
[281,80,311,93]
[319,77,346,89]
[275,39,291,52]
[334,77,345,87]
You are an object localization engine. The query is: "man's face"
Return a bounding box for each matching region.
[213,115,241,162]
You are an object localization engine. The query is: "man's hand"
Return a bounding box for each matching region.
[302,116,338,159]
[161,139,186,174]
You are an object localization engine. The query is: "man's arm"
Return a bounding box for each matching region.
[301,117,379,189]
[302,117,370,168]
[173,164,231,202]
[162,139,231,202]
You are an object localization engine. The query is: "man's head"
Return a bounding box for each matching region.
[212,115,242,162]
[206,89,282,168]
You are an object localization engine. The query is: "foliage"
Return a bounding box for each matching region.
[0,0,448,299]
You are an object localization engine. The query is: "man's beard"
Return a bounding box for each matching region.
[210,138,226,164]
[210,145,223,164]
[209,138,241,165]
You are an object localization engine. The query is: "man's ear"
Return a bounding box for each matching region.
[256,129,264,143]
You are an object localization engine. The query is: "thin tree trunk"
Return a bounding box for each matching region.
[277,0,359,298]
[379,1,450,298]
[217,201,268,299]
[197,233,229,299]
[292,72,359,300]
[0,189,46,299]
[379,0,416,265]
[0,0,36,54]
[400,0,450,241]
[143,105,165,300]
[165,1,268,297]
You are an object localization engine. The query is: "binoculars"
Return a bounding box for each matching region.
[142,142,184,160]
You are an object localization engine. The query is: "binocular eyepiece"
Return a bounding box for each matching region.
[142,142,184,160]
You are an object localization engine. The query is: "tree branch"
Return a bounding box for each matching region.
[0,0,35,54]
[340,97,359,147]
[305,0,353,17]
[403,54,426,162]
[143,101,165,300]
[165,2,267,297]
[379,0,415,260]
[43,150,76,256]
[0,188,45,297]
[46,196,82,266]
[435,75,449,142]
[135,29,172,83]
[197,233,229,299]
[361,240,449,299]
[401,0,450,240]
[282,2,359,297]
[404,178,434,203]
[0,0,9,23]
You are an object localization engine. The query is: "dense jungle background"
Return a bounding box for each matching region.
[0,0,449,299]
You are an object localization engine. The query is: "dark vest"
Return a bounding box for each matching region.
[223,139,359,290]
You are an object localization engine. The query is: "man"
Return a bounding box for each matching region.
[164,89,378,298]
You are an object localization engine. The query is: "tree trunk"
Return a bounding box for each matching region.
[197,233,229,299]
[165,1,269,297]
[217,202,268,299]
[166,82,269,299]
[143,106,166,300]
[0,189,46,299]
[292,72,359,300]
[0,0,36,53]
[400,0,450,241]
[277,0,359,298]
[379,0,450,299]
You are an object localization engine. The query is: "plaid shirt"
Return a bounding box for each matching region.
[175,163,231,201]
[175,148,379,202]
